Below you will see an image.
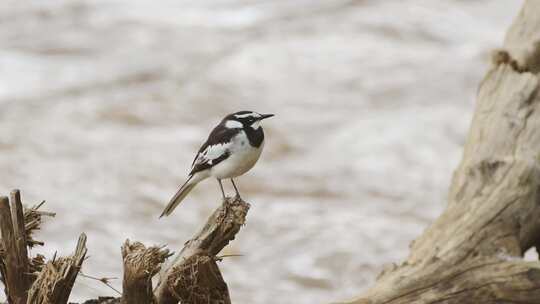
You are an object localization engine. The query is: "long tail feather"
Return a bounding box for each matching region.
[160,175,198,218]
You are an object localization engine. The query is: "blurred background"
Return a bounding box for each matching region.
[0,0,523,303]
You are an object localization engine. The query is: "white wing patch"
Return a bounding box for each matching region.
[192,142,231,169]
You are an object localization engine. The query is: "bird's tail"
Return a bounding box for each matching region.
[160,175,199,218]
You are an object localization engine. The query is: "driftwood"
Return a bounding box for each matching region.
[155,197,249,304]
[0,192,248,304]
[341,1,540,303]
[120,240,171,304]
[0,191,55,304]
[0,190,87,304]
[27,234,87,304]
[0,192,29,304]
[116,197,248,304]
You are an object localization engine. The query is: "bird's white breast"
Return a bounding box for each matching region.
[210,130,264,179]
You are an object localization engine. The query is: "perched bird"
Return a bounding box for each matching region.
[160,110,274,217]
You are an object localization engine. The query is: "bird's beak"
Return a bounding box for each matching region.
[260,113,275,120]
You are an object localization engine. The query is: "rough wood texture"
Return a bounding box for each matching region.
[343,1,540,303]
[504,0,540,74]
[155,197,249,304]
[0,195,21,304]
[1,191,249,304]
[24,200,55,249]
[120,240,171,304]
[0,192,55,302]
[9,191,30,292]
[27,233,88,304]
[0,192,31,304]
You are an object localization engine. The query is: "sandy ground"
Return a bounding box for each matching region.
[0,0,523,303]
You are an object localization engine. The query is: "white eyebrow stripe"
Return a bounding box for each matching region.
[225,120,243,128]
[234,113,258,118]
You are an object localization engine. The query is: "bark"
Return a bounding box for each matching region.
[0,190,87,304]
[26,233,88,304]
[155,197,249,304]
[0,190,54,303]
[120,240,171,304]
[0,192,29,304]
[1,191,249,304]
[343,1,540,303]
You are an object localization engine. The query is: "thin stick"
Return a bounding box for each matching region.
[80,272,122,295]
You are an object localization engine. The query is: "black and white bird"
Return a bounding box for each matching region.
[160,111,274,217]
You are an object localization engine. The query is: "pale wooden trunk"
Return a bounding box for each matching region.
[342,1,540,303]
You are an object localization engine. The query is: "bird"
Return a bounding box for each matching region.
[159,110,274,217]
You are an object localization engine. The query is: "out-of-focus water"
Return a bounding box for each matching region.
[0,1,523,303]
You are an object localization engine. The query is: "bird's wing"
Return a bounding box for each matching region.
[189,126,237,175]
[190,142,231,175]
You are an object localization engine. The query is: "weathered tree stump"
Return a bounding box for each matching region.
[0,191,56,304]
[0,192,249,304]
[120,240,171,304]
[0,192,30,304]
[27,234,87,304]
[155,197,249,304]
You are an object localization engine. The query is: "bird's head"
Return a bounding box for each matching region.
[224,111,274,129]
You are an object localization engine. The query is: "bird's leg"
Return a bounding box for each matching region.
[218,179,226,200]
[230,179,241,199]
